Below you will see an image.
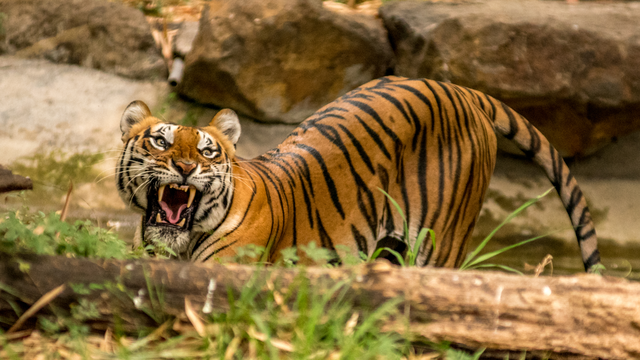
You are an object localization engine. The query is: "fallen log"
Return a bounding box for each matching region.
[0,252,639,359]
[0,165,32,194]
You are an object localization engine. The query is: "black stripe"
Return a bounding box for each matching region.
[565,187,582,221]
[370,89,412,125]
[583,249,601,271]
[420,80,443,133]
[344,99,399,144]
[351,225,369,255]
[435,135,446,219]
[417,109,429,247]
[437,83,464,228]
[354,114,391,160]
[580,228,596,241]
[202,240,239,262]
[336,124,375,174]
[500,102,519,140]
[299,113,346,132]
[521,118,542,158]
[315,212,334,250]
[288,155,314,229]
[296,144,345,219]
[250,163,286,240]
[549,143,561,189]
[404,100,422,152]
[315,123,378,236]
[287,153,315,197]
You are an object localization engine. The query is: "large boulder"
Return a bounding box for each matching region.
[178,0,393,124]
[0,0,166,80]
[380,0,640,157]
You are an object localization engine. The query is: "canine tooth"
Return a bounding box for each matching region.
[178,219,186,227]
[158,185,165,202]
[188,187,196,207]
[156,213,163,223]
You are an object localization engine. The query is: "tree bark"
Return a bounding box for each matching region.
[0,252,638,359]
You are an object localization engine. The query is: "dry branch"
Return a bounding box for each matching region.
[0,252,639,359]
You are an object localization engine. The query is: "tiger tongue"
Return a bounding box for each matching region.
[159,201,188,224]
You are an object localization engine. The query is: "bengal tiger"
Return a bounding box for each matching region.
[116,76,600,271]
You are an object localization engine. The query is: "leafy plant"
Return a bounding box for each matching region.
[0,208,129,259]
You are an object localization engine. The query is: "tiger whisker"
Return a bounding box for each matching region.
[129,179,152,208]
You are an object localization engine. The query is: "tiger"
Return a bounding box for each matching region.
[116,76,600,271]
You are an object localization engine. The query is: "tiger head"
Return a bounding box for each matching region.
[116,100,241,256]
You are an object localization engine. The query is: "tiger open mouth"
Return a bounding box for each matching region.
[146,183,202,230]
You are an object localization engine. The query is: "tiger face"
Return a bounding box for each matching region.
[116,101,241,256]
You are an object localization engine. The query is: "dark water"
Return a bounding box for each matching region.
[470,234,640,279]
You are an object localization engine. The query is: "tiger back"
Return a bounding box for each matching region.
[117,76,600,271]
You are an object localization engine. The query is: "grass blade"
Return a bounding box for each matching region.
[380,247,405,267]
[461,188,553,270]
[471,264,524,275]
[464,229,563,269]
[379,188,408,240]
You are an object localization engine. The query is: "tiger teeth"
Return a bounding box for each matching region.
[158,184,196,207]
[178,219,186,227]
[170,184,189,192]
[156,213,164,223]
[158,185,165,202]
[188,186,196,207]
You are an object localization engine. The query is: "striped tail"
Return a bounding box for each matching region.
[469,90,600,272]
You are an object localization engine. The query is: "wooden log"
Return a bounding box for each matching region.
[0,252,639,359]
[0,165,33,194]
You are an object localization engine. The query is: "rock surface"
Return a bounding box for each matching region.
[0,56,165,166]
[178,0,393,123]
[381,0,640,157]
[173,21,199,58]
[0,0,167,80]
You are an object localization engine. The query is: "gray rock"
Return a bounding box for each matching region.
[381,0,640,157]
[173,21,199,58]
[178,0,393,124]
[0,0,167,80]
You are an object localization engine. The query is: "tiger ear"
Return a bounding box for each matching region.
[120,100,152,141]
[211,109,241,145]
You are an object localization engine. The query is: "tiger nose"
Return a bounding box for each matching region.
[174,160,197,176]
